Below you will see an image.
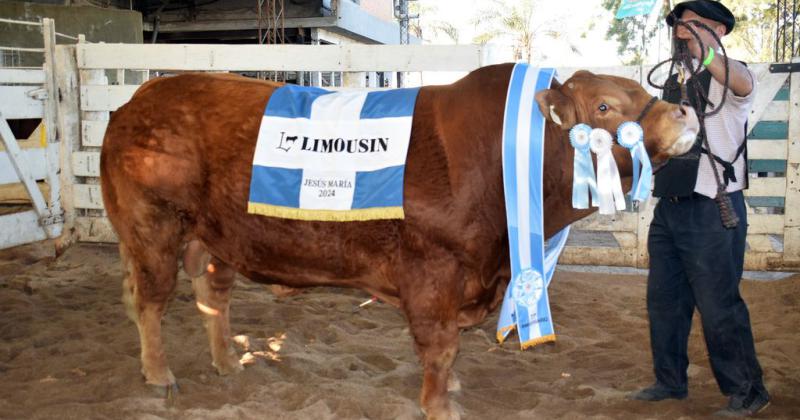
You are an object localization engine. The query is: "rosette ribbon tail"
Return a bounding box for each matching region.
[596,149,627,214]
[631,142,652,203]
[616,121,652,205]
[572,148,599,209]
[590,128,626,215]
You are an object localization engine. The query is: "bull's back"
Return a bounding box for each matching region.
[100,69,510,305]
[102,73,275,210]
[100,74,403,292]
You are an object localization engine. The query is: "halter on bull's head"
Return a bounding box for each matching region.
[534,70,699,162]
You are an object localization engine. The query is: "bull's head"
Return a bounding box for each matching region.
[534,70,698,162]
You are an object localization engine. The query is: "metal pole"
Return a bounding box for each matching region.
[793,0,797,58]
[257,0,263,45]
[774,0,781,63]
[784,0,789,60]
[0,17,43,26]
[396,0,409,87]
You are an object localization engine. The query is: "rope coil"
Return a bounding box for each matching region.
[647,18,739,229]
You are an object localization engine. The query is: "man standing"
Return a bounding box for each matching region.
[627,1,770,417]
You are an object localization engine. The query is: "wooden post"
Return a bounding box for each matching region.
[342,71,364,88]
[386,71,397,88]
[41,18,63,240]
[55,44,81,251]
[75,49,117,243]
[309,29,322,87]
[0,118,49,220]
[782,57,800,268]
[635,198,656,269]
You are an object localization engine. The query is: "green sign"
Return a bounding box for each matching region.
[615,0,659,19]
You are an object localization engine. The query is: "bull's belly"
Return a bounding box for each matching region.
[191,215,501,323]
[194,214,402,297]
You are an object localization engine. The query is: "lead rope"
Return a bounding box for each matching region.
[647,18,738,229]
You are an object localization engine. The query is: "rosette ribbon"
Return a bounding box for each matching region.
[569,123,599,209]
[616,121,652,204]
[590,128,626,215]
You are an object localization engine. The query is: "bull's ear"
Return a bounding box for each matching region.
[535,89,577,129]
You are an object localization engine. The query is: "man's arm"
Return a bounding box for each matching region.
[684,27,754,97]
[703,52,753,97]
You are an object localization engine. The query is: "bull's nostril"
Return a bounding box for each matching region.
[680,100,691,107]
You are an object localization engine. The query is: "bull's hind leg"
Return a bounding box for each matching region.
[119,232,181,392]
[191,257,243,375]
[398,247,463,420]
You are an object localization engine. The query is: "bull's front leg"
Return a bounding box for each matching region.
[397,245,463,420]
[192,258,243,375]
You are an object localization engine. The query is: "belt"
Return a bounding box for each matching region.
[666,192,711,203]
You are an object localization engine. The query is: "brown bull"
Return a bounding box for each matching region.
[100,63,698,419]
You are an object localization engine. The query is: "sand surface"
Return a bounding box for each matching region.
[1,242,798,419]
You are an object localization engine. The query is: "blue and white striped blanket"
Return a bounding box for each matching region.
[248,85,420,221]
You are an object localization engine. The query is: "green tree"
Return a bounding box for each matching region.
[603,0,796,63]
[725,0,791,62]
[602,0,670,65]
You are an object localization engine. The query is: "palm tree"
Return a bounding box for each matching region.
[410,2,461,44]
[472,0,536,62]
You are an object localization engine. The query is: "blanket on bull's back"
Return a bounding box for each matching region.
[247,85,420,221]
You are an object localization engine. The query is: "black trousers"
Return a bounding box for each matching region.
[646,190,766,397]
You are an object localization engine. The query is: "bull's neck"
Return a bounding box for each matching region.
[438,65,638,240]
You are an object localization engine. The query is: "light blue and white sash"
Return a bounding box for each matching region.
[248,85,420,221]
[496,64,570,349]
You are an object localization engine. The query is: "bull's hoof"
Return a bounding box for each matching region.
[142,367,176,387]
[147,382,180,405]
[447,372,461,393]
[213,353,244,376]
[422,401,461,420]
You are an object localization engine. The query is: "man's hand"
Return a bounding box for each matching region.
[673,13,753,97]
[676,21,720,61]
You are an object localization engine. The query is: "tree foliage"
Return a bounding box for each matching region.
[724,0,793,62]
[602,0,670,65]
[471,0,537,62]
[603,0,798,64]
[410,2,460,44]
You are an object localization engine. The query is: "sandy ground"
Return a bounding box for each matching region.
[0,241,798,420]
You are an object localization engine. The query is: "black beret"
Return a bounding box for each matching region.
[666,0,735,34]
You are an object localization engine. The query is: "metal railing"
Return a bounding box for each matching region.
[774,0,799,62]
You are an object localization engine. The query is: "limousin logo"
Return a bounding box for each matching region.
[275,131,390,154]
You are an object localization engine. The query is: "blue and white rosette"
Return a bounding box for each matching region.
[569,123,599,209]
[590,128,626,215]
[616,121,652,204]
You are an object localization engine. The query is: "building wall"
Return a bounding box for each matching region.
[359,0,394,22]
[0,1,142,66]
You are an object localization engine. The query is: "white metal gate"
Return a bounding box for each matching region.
[0,18,63,249]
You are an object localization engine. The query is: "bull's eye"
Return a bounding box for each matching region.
[598,103,609,112]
